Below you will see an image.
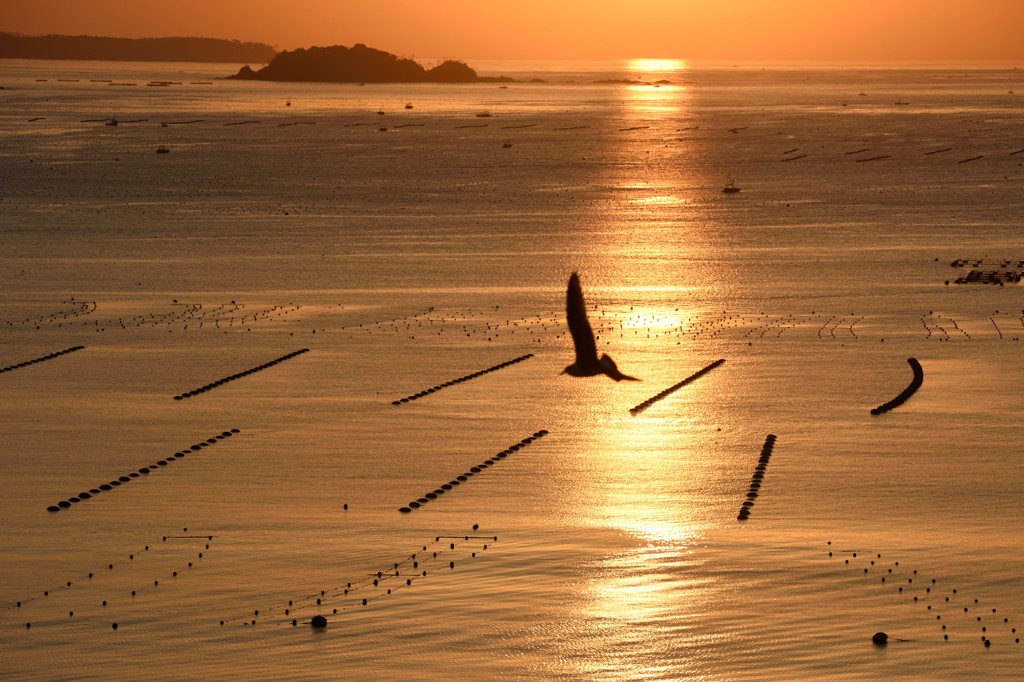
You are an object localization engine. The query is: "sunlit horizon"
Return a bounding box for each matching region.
[3,0,1023,62]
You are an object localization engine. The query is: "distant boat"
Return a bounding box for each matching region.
[476,111,492,118]
[106,118,118,126]
[156,146,170,154]
[502,140,512,148]
[405,103,413,109]
[894,100,910,105]
[722,180,740,194]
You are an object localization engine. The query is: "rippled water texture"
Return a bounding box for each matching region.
[1,59,1023,679]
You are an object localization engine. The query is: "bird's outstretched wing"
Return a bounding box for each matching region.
[600,354,640,381]
[567,272,598,365]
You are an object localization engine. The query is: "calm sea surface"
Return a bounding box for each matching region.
[1,58,1023,680]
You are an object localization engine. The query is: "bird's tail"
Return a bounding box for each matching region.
[600,354,640,381]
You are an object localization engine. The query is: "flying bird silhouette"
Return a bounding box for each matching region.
[562,272,640,381]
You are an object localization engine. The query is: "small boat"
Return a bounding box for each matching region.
[476,111,492,118]
[405,103,413,109]
[722,179,740,194]
[106,118,118,126]
[502,140,512,148]
[156,146,170,154]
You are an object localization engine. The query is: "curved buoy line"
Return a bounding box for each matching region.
[399,430,548,512]
[629,359,725,415]
[870,358,923,415]
[0,346,85,374]
[173,349,309,400]
[390,353,534,405]
[45,430,240,512]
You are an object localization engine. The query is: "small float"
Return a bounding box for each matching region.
[722,179,740,194]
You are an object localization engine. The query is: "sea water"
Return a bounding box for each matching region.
[1,58,1023,680]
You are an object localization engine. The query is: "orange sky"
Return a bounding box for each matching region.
[3,0,1022,61]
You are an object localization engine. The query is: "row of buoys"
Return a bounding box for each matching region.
[737,434,775,521]
[5,300,95,327]
[989,311,1024,340]
[0,346,85,374]
[390,353,535,405]
[955,270,1022,285]
[629,359,725,415]
[830,542,1020,646]
[102,302,300,333]
[399,431,548,512]
[10,531,212,619]
[870,358,923,415]
[46,430,240,512]
[219,531,495,626]
[920,313,970,340]
[951,258,1024,269]
[173,349,309,399]
[817,315,862,340]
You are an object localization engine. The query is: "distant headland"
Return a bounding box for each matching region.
[0,33,277,64]
[228,43,499,83]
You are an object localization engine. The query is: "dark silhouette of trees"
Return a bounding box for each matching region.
[0,33,276,63]
[228,43,478,83]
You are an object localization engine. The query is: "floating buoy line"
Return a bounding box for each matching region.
[737,434,775,521]
[0,346,85,374]
[45,429,241,512]
[870,358,923,415]
[4,299,95,328]
[629,358,725,415]
[399,430,548,512]
[827,541,1021,647]
[390,353,534,405]
[218,531,498,627]
[173,349,309,400]
[6,530,213,623]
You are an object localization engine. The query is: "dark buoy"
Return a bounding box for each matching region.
[872,632,888,645]
[311,615,327,628]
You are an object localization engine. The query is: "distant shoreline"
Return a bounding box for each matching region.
[0,33,277,64]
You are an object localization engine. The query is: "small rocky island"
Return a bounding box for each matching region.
[228,43,480,83]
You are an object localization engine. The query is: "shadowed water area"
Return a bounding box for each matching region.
[1,58,1023,680]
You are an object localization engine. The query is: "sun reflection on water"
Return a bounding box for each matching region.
[626,59,689,75]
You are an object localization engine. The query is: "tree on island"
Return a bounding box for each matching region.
[228,43,479,83]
